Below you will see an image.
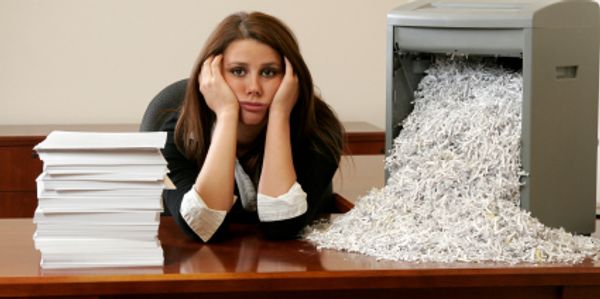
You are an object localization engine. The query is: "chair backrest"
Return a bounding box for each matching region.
[139,79,188,132]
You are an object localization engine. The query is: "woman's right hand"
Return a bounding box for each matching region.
[198,55,239,118]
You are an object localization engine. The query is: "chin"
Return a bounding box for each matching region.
[240,113,267,126]
[240,116,267,127]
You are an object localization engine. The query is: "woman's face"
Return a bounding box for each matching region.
[222,39,283,126]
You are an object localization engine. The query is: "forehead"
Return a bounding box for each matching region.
[223,39,281,64]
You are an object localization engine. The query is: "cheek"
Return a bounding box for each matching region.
[223,76,244,96]
[265,79,283,99]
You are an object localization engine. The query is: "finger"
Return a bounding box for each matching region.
[211,55,224,80]
[205,56,215,75]
[199,56,213,83]
[284,57,294,78]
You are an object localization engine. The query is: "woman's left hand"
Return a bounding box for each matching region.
[270,57,299,117]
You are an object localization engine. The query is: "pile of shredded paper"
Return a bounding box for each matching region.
[305,59,600,264]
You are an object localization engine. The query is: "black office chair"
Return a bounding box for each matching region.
[139,79,188,132]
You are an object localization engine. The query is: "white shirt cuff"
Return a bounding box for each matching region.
[257,182,307,222]
[180,187,232,242]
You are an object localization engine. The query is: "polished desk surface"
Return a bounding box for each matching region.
[1,217,599,298]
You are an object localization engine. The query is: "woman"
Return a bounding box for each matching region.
[161,11,344,242]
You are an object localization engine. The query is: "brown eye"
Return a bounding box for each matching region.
[231,67,246,77]
[261,68,278,78]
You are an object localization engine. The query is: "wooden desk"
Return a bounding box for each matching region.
[0,217,599,299]
[0,122,383,218]
[334,155,385,204]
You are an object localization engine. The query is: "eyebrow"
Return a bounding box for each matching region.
[225,62,281,68]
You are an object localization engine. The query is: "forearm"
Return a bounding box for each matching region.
[258,112,296,196]
[195,112,238,211]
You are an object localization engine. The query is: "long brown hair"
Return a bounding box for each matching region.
[175,11,344,175]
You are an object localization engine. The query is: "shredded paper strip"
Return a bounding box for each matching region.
[305,59,600,264]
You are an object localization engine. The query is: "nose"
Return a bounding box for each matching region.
[246,74,262,97]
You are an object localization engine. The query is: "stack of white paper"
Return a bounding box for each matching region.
[33,131,170,269]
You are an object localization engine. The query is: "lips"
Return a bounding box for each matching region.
[239,102,267,112]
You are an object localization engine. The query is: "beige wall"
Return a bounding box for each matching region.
[0,0,406,128]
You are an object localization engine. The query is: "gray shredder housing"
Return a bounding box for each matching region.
[386,0,599,234]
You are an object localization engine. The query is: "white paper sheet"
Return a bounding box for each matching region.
[34,131,167,151]
[38,150,167,166]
